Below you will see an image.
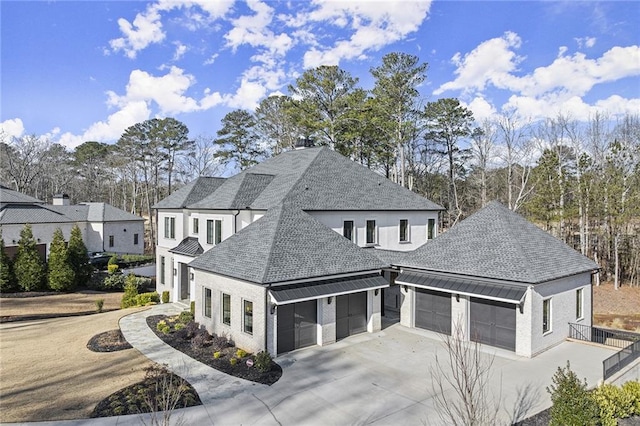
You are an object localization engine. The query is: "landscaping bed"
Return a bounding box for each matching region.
[147,314,282,385]
[87,329,132,352]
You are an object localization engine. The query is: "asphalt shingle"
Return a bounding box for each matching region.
[152,177,226,209]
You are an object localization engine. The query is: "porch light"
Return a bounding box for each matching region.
[327,296,333,304]
[403,285,408,292]
[173,268,177,276]
[190,273,194,280]
[270,303,277,314]
[374,289,379,296]
[456,294,460,302]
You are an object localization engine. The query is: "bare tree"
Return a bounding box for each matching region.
[139,364,189,426]
[470,121,497,208]
[429,321,501,426]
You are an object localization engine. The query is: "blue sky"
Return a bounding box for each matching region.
[1,1,639,150]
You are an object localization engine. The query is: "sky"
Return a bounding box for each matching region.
[1,0,639,151]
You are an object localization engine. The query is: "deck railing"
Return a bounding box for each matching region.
[568,323,640,381]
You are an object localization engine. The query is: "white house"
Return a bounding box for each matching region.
[153,147,598,358]
[0,186,145,258]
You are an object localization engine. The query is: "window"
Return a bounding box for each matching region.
[542,298,552,334]
[428,218,436,240]
[399,219,409,242]
[366,220,376,244]
[204,288,212,318]
[343,220,354,242]
[206,220,214,244]
[244,300,253,334]
[134,233,139,245]
[108,235,114,247]
[576,288,583,320]
[193,218,199,234]
[222,293,231,325]
[215,219,222,244]
[160,256,165,284]
[164,216,175,239]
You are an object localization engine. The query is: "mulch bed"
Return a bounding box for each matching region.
[87,330,133,352]
[147,315,282,385]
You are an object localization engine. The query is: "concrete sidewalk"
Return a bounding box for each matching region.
[5,304,634,426]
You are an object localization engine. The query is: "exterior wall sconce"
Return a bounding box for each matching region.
[270,303,277,314]
[374,289,379,296]
[173,268,177,276]
[327,296,333,304]
[519,302,524,314]
[190,272,194,280]
[456,294,460,302]
[403,285,408,292]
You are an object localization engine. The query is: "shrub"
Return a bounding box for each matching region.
[623,381,640,415]
[235,348,247,358]
[47,228,75,291]
[546,361,598,426]
[190,301,195,316]
[191,329,213,349]
[67,225,91,288]
[107,264,120,275]
[14,224,46,291]
[121,277,139,309]
[254,351,273,373]
[174,323,185,331]
[592,383,635,425]
[162,291,170,304]
[230,358,237,366]
[211,334,230,351]
[213,351,221,359]
[95,299,104,313]
[0,229,17,292]
[136,292,160,306]
[108,255,119,266]
[178,311,194,324]
[156,321,170,334]
[102,272,126,290]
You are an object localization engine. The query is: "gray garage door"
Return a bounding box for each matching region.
[415,288,452,335]
[336,292,367,340]
[470,298,516,351]
[277,300,317,354]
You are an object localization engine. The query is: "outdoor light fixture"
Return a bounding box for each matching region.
[374,289,379,296]
[173,268,177,276]
[403,285,408,292]
[456,294,460,302]
[327,296,333,304]
[270,303,277,314]
[190,273,194,280]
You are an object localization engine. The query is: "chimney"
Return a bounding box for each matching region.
[53,194,70,206]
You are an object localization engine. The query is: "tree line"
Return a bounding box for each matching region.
[1,52,638,286]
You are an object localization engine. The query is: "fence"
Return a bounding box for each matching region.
[568,323,640,381]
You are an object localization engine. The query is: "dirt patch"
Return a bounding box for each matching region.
[87,329,132,352]
[593,282,640,331]
[0,308,153,423]
[0,290,124,323]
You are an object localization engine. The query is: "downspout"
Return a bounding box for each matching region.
[265,284,271,355]
[233,210,240,234]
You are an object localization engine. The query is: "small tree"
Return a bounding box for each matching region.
[0,229,17,292]
[14,224,46,291]
[430,321,501,425]
[47,228,75,291]
[67,224,91,288]
[546,361,598,426]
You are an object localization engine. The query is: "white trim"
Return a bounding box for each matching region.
[542,297,552,335]
[395,280,525,304]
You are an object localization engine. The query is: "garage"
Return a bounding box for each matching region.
[336,292,367,340]
[415,288,452,335]
[470,298,516,351]
[277,300,317,354]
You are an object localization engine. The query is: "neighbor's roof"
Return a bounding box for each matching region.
[0,185,44,206]
[80,203,144,222]
[152,177,226,209]
[395,201,599,284]
[189,204,389,285]
[158,147,443,212]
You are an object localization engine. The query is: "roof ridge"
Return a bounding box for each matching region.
[258,204,286,284]
[276,147,326,207]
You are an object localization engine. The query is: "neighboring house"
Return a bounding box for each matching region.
[153,147,598,358]
[0,186,145,258]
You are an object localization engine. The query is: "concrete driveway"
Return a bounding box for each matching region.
[10,311,621,426]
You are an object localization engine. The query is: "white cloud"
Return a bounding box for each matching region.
[465,97,497,123]
[301,1,432,68]
[0,118,25,138]
[575,36,596,49]
[173,42,188,60]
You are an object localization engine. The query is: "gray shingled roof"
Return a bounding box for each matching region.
[0,205,71,224]
[169,237,204,257]
[0,186,44,205]
[81,203,144,222]
[152,177,226,209]
[0,201,142,225]
[396,201,599,284]
[166,147,443,212]
[189,204,389,285]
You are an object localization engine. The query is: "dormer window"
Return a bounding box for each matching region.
[343,220,354,242]
[399,219,409,242]
[193,218,199,234]
[366,220,376,245]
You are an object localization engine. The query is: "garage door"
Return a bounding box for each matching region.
[470,298,516,351]
[277,300,317,354]
[336,292,367,340]
[415,288,451,335]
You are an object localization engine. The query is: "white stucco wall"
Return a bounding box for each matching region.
[307,211,439,251]
[529,272,593,356]
[400,285,414,327]
[194,271,267,355]
[102,221,144,254]
[157,210,185,251]
[318,297,336,345]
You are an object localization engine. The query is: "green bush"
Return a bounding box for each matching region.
[162,290,170,304]
[47,228,75,291]
[102,273,126,290]
[592,384,633,426]
[253,351,272,373]
[135,292,160,306]
[178,311,194,324]
[108,255,119,266]
[156,320,170,334]
[107,264,120,275]
[95,299,104,313]
[120,276,139,308]
[235,348,247,358]
[213,351,221,359]
[230,358,237,366]
[547,361,598,426]
[190,300,195,316]
[622,381,640,415]
[14,224,46,291]
[174,323,185,331]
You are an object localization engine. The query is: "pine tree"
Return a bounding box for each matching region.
[0,229,17,292]
[47,228,75,291]
[67,224,91,288]
[14,224,46,291]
